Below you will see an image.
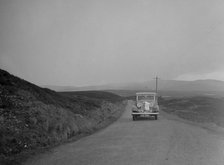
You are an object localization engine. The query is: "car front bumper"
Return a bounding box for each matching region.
[132,112,159,115]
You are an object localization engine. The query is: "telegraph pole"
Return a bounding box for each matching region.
[154,76,159,93]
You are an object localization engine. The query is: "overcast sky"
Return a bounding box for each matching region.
[0,0,224,86]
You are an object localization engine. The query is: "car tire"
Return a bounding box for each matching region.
[155,115,158,120]
[132,115,135,121]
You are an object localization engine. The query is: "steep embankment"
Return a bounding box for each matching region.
[0,69,125,164]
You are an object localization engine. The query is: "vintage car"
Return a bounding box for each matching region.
[132,92,159,120]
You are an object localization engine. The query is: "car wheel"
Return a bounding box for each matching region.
[155,115,158,120]
[132,115,135,121]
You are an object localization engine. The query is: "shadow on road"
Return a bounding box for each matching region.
[133,116,158,121]
[118,116,158,122]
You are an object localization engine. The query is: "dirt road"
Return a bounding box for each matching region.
[25,101,224,165]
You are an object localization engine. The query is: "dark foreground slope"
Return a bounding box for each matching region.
[0,69,125,164]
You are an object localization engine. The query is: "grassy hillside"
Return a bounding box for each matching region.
[61,91,123,103]
[0,69,125,164]
[160,96,224,127]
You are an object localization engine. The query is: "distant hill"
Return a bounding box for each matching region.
[43,85,80,92]
[45,79,224,92]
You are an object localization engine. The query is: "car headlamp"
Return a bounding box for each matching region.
[137,103,142,108]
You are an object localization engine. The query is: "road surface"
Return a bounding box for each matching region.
[25,101,224,165]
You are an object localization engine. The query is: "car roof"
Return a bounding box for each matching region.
[136,92,157,95]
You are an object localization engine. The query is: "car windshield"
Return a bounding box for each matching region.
[138,95,155,101]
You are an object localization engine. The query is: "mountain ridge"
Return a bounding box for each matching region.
[44,79,224,92]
